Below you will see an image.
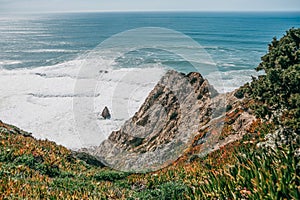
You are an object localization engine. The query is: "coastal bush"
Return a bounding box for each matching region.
[225,104,233,112]
[234,90,244,99]
[248,28,300,131]
[134,181,189,200]
[197,93,203,100]
[93,170,130,181]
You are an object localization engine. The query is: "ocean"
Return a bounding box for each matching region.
[0,12,299,148]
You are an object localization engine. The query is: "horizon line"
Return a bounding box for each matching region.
[2,9,300,15]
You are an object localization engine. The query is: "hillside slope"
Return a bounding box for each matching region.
[1,28,299,199]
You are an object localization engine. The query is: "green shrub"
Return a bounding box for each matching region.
[248,28,300,131]
[197,94,203,100]
[169,112,178,120]
[93,170,130,182]
[234,90,244,99]
[190,77,198,84]
[225,104,232,112]
[135,182,189,200]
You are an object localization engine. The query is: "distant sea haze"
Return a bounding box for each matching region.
[0,12,299,148]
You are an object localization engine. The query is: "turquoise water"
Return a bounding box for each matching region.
[1,12,299,71]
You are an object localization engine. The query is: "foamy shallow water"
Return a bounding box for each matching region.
[0,60,166,149]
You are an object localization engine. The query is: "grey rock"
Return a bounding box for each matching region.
[90,70,220,172]
[101,106,111,119]
[257,127,300,150]
[87,70,256,172]
[72,151,105,167]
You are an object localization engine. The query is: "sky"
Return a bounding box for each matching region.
[1,0,300,13]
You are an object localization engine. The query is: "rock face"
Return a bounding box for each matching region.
[101,106,111,119]
[86,70,256,172]
[89,70,221,171]
[187,91,256,159]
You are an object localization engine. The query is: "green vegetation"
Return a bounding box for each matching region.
[1,28,299,199]
[234,90,244,99]
[225,104,233,112]
[1,121,298,199]
[169,111,178,120]
[245,28,300,131]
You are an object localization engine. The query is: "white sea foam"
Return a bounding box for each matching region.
[222,63,236,67]
[24,49,78,53]
[207,69,262,93]
[0,60,22,66]
[0,59,165,149]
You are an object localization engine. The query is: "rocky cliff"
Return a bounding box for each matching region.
[88,70,256,172]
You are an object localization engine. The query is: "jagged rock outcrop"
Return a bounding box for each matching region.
[187,91,256,159]
[101,106,111,119]
[86,71,209,171]
[71,151,105,167]
[85,70,256,172]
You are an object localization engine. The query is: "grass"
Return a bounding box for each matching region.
[0,120,298,199]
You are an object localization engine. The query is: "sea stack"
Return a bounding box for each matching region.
[101,106,111,119]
